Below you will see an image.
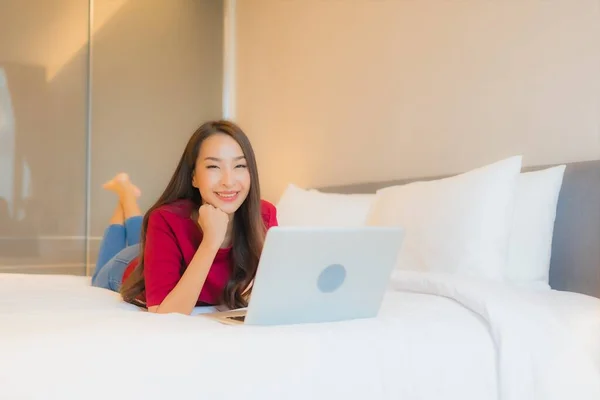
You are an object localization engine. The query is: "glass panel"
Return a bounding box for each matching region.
[0,0,90,275]
[89,0,223,273]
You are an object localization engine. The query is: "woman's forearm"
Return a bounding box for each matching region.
[153,241,219,315]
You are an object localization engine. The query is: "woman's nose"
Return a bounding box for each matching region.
[220,170,234,186]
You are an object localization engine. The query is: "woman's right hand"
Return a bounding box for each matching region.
[197,203,229,249]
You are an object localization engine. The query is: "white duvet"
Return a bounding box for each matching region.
[0,272,599,400]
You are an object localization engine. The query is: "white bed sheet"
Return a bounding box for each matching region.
[0,272,599,400]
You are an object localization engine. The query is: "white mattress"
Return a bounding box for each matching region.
[0,272,599,400]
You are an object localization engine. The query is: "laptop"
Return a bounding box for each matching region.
[203,226,405,326]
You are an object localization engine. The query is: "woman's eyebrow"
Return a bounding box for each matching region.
[204,156,246,161]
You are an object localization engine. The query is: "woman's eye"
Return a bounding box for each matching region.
[236,164,247,169]
[206,165,218,169]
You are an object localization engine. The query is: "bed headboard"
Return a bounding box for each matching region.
[317,160,600,298]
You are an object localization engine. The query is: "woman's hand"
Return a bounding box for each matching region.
[197,203,229,249]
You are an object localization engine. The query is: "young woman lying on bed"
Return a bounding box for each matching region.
[91,120,278,315]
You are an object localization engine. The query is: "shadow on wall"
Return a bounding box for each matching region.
[0,65,47,259]
[0,49,86,264]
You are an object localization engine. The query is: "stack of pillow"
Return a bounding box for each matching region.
[275,156,566,290]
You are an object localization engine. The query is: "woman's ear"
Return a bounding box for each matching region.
[191,171,197,188]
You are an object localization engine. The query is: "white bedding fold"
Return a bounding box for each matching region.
[390,270,600,400]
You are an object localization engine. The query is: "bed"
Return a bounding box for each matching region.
[1,157,600,400]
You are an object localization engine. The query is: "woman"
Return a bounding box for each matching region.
[91,120,278,315]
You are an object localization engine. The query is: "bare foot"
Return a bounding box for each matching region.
[102,173,142,197]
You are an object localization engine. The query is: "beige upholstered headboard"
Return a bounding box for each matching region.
[317,160,600,298]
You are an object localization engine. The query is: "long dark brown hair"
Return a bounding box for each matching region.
[120,120,266,309]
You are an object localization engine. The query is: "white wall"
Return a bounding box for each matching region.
[235,0,600,202]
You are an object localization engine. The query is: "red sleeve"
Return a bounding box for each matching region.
[143,210,183,307]
[262,200,279,229]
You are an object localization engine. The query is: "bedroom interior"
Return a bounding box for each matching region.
[1,1,600,399]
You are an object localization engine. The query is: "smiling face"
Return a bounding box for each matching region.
[192,133,251,214]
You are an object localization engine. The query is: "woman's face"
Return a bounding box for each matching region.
[192,133,251,214]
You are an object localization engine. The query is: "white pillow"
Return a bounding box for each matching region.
[366,156,523,281]
[276,184,375,227]
[506,165,566,288]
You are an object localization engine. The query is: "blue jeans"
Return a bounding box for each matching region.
[91,216,142,292]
